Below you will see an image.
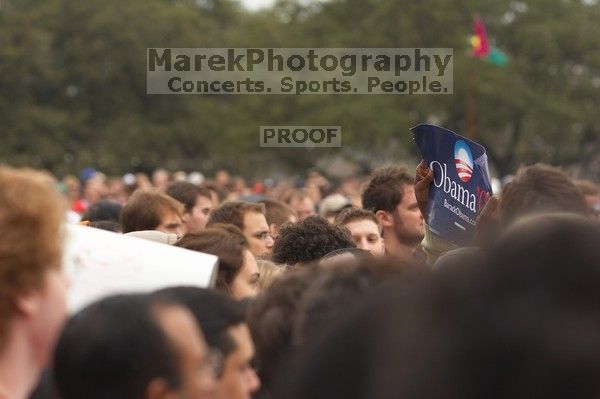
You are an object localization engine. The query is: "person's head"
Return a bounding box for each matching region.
[88,220,122,233]
[202,183,228,207]
[153,297,218,399]
[294,257,423,347]
[152,169,170,191]
[286,190,316,220]
[318,247,372,268]
[362,166,424,254]
[167,182,214,233]
[404,213,600,399]
[272,215,356,266]
[136,173,153,190]
[120,189,185,237]
[176,225,260,300]
[0,167,68,371]
[256,259,285,290]
[334,208,384,255]
[285,213,600,399]
[260,199,297,240]
[215,170,231,187]
[153,288,260,399]
[106,176,129,204]
[318,194,353,223]
[62,175,80,202]
[82,175,106,204]
[53,294,217,399]
[489,212,600,276]
[499,164,589,225]
[229,176,248,194]
[207,201,273,258]
[575,179,600,220]
[247,267,320,396]
[81,199,122,223]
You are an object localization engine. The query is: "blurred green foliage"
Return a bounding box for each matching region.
[0,0,598,178]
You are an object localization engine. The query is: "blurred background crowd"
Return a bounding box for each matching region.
[1,1,600,399]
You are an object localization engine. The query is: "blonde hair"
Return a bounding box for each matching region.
[256,259,285,290]
[0,167,67,347]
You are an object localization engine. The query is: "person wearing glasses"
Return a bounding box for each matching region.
[207,201,274,259]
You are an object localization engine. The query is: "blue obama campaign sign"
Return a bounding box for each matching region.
[412,124,493,246]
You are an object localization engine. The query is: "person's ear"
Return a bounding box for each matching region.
[375,210,393,229]
[181,211,191,224]
[146,378,173,399]
[269,223,278,239]
[14,292,41,318]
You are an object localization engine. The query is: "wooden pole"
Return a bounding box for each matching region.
[465,58,476,139]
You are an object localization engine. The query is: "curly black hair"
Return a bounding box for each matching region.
[272,215,355,266]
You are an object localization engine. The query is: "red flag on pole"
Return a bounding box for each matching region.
[470,16,489,57]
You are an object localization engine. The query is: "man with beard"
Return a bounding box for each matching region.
[361,166,424,261]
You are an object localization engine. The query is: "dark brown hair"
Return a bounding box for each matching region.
[334,207,381,231]
[166,182,211,213]
[206,201,265,230]
[261,199,297,227]
[499,164,589,224]
[272,216,355,266]
[361,166,414,213]
[176,224,249,293]
[202,182,229,203]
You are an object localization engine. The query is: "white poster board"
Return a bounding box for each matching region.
[64,224,218,313]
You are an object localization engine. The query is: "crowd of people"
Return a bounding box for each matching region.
[0,161,599,399]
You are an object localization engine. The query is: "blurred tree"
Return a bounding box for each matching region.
[0,0,597,178]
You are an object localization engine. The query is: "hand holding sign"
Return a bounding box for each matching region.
[415,160,434,219]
